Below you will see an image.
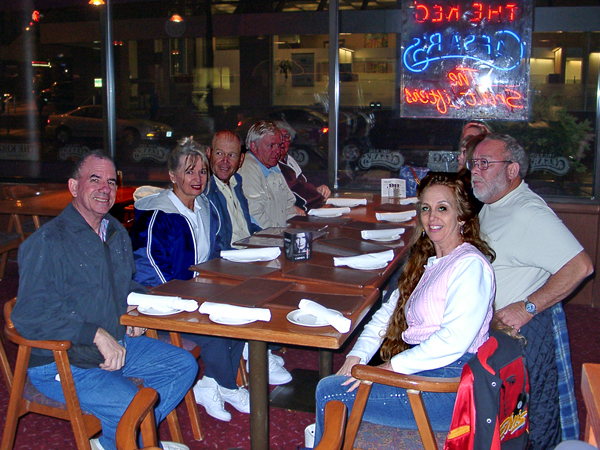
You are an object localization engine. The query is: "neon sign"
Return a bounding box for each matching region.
[401,0,532,119]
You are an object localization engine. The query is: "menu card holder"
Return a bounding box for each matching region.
[282,264,383,288]
[206,278,296,307]
[189,258,281,280]
[264,290,366,315]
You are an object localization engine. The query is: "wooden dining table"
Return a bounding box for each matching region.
[120,194,418,450]
[0,186,136,237]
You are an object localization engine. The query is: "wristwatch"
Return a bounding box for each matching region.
[524,298,537,316]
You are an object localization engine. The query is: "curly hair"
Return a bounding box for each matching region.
[379,172,495,361]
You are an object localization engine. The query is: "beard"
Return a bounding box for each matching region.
[472,173,510,203]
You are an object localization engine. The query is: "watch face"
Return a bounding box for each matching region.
[526,302,536,314]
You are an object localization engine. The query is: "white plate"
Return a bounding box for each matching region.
[287,309,343,327]
[137,305,184,316]
[222,255,279,263]
[346,261,389,271]
[381,217,412,223]
[328,201,363,208]
[209,315,258,326]
[368,234,401,242]
[311,212,343,218]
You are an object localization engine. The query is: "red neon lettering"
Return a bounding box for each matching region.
[432,4,443,22]
[488,6,503,21]
[505,3,518,21]
[446,6,460,21]
[419,90,430,104]
[466,92,477,106]
[471,3,483,22]
[448,72,458,86]
[415,2,429,22]
[504,89,524,108]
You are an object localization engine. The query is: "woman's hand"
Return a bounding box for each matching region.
[336,356,361,376]
[337,356,362,392]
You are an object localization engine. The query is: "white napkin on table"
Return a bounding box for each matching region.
[334,250,395,269]
[326,198,367,207]
[361,228,405,240]
[199,302,271,322]
[221,247,281,262]
[308,207,351,217]
[298,299,351,333]
[400,197,418,205]
[127,292,198,312]
[376,210,417,222]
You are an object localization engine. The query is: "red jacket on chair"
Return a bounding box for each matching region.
[444,329,529,450]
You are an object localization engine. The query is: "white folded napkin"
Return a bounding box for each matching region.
[326,198,367,207]
[298,299,351,333]
[361,228,405,240]
[199,302,271,322]
[334,250,395,269]
[127,292,198,312]
[376,210,417,222]
[400,197,418,205]
[308,207,351,217]
[221,247,281,262]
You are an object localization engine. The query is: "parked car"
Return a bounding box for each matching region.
[37,81,75,114]
[45,105,174,148]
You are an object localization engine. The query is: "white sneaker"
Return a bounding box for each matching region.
[269,349,285,366]
[193,377,231,422]
[243,343,285,366]
[89,439,105,450]
[220,386,250,414]
[161,442,189,450]
[243,345,291,385]
[268,354,292,385]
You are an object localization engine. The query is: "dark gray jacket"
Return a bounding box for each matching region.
[12,203,144,368]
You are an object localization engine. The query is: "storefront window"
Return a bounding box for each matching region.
[0,3,598,203]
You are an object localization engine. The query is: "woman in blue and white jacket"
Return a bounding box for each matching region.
[130,137,249,423]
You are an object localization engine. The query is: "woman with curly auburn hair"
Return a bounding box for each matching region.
[312,173,496,445]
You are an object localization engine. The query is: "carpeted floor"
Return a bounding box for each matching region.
[1,256,599,449]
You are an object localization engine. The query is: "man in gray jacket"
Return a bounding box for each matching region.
[12,151,197,450]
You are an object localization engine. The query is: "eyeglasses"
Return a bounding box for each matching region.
[281,134,292,142]
[466,158,513,171]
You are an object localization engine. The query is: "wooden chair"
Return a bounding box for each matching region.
[1,299,189,450]
[315,400,348,450]
[342,365,460,450]
[0,232,21,281]
[583,363,600,447]
[115,387,161,450]
[1,298,102,450]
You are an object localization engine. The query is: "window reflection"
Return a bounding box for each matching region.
[0,5,597,201]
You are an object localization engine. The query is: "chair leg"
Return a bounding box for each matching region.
[1,346,31,450]
[0,252,9,281]
[55,350,93,450]
[237,356,249,388]
[342,381,372,450]
[168,332,203,441]
[407,389,439,450]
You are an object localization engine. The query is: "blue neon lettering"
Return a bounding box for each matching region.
[402,30,524,73]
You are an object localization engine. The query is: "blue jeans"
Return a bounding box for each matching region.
[180,333,244,389]
[27,335,197,450]
[314,353,472,446]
